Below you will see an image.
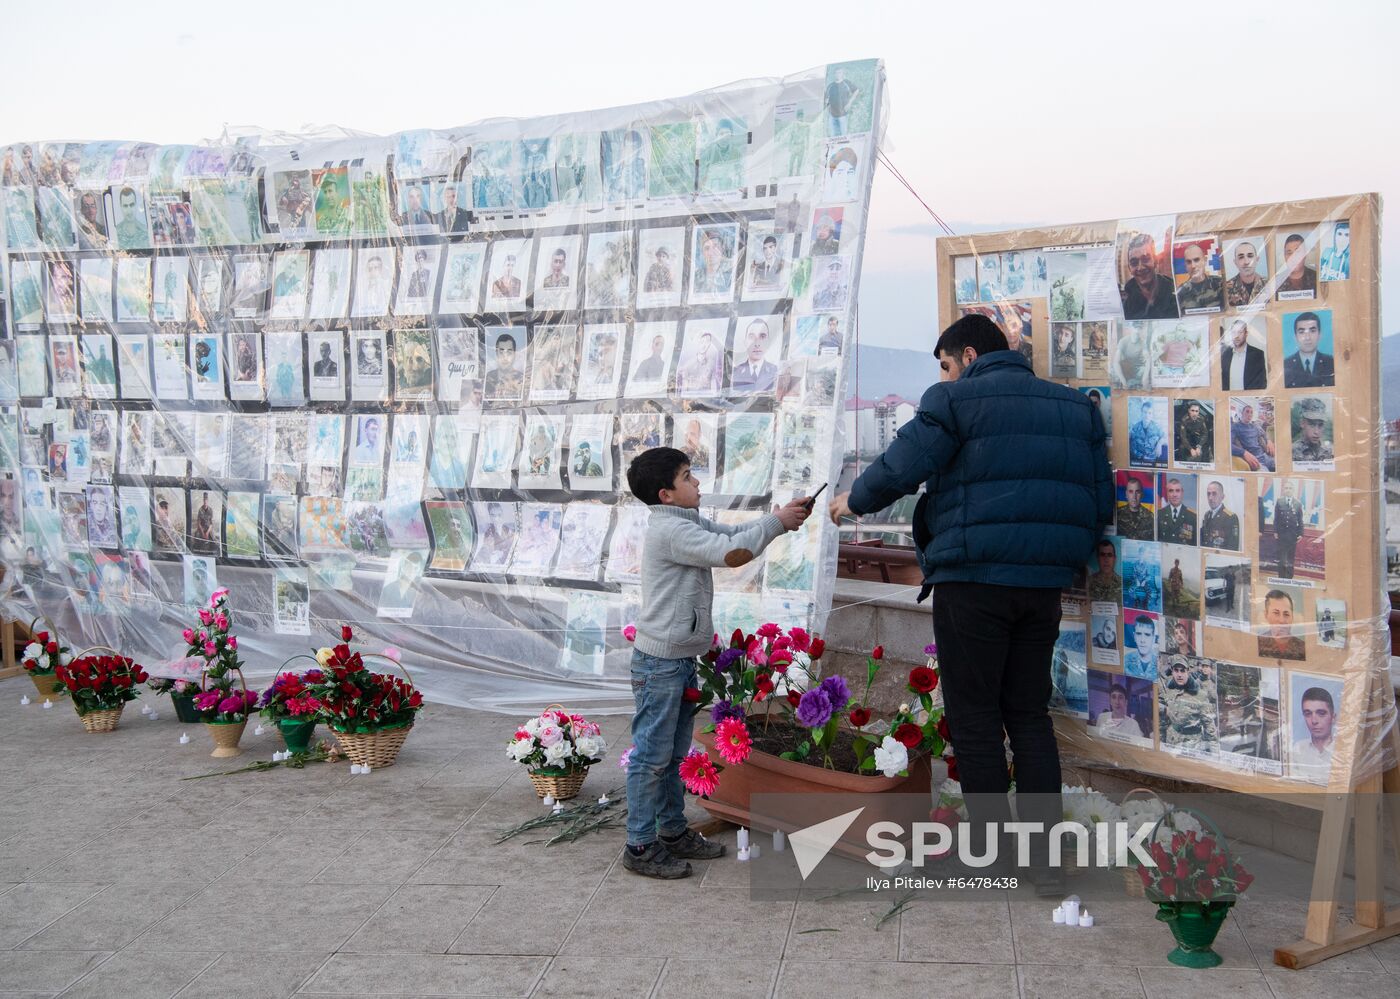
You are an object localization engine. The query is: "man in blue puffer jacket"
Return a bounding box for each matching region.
[830,314,1113,888]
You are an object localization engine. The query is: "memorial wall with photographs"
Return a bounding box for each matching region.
[0,60,883,708]
[940,194,1388,790]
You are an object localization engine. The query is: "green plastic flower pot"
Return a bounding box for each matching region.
[279,717,318,754]
[1156,900,1234,968]
[171,692,201,724]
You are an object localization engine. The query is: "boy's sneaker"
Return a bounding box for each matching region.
[623,843,692,880]
[660,827,726,860]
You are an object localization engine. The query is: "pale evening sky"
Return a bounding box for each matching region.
[5,0,1397,350]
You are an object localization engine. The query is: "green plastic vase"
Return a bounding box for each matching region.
[279,718,318,754]
[1156,901,1234,968]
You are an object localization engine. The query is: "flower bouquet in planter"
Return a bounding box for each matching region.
[259,668,325,754]
[303,627,423,768]
[184,588,258,758]
[506,706,607,800]
[146,677,203,723]
[1135,813,1253,968]
[54,652,148,732]
[21,621,72,699]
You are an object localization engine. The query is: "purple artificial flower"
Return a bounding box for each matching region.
[795,688,833,729]
[618,745,634,771]
[924,643,939,657]
[818,675,851,711]
[710,700,745,725]
[715,648,745,672]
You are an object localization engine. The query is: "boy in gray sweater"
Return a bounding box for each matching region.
[622,446,810,878]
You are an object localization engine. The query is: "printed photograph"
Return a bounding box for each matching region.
[1286,671,1342,783]
[1319,221,1350,282]
[532,234,581,312]
[482,327,527,403]
[518,415,564,491]
[635,227,685,309]
[1173,398,1215,468]
[1157,654,1219,759]
[1171,235,1224,314]
[264,330,304,406]
[1315,598,1346,650]
[568,415,614,493]
[1257,583,1308,661]
[550,132,601,207]
[115,258,152,323]
[806,255,851,313]
[728,316,782,396]
[687,223,739,306]
[1122,539,1163,615]
[553,503,612,582]
[1050,322,1078,379]
[1078,321,1109,380]
[676,318,729,398]
[261,495,299,559]
[45,260,77,322]
[436,327,478,403]
[350,330,389,402]
[472,415,520,490]
[670,413,719,494]
[307,330,344,401]
[1229,396,1275,472]
[231,254,269,317]
[697,116,746,194]
[1156,473,1198,546]
[393,245,441,316]
[624,322,676,398]
[440,244,485,315]
[484,238,532,313]
[190,333,223,400]
[1223,235,1270,308]
[1116,216,1179,320]
[471,140,518,211]
[601,128,648,203]
[152,257,189,323]
[1122,608,1161,680]
[307,248,352,319]
[1258,477,1325,582]
[1164,616,1201,657]
[1148,317,1209,388]
[377,550,427,620]
[743,221,795,301]
[268,249,310,320]
[1275,231,1319,301]
[1109,321,1151,389]
[1049,623,1088,719]
[394,329,435,402]
[351,248,393,317]
[1216,661,1282,775]
[1087,671,1151,746]
[79,257,114,323]
[583,229,633,309]
[820,136,864,203]
[1127,395,1169,469]
[1281,309,1334,389]
[529,325,579,403]
[425,500,473,572]
[1161,544,1201,620]
[272,568,310,636]
[468,500,519,573]
[224,491,261,559]
[510,504,563,577]
[648,122,697,199]
[80,335,117,399]
[183,554,218,608]
[1199,476,1245,552]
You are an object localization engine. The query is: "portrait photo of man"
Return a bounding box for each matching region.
[1224,238,1269,307]
[436,183,470,232]
[1119,233,1179,320]
[483,331,525,402]
[1275,233,1318,299]
[630,330,670,385]
[730,318,778,394]
[406,248,434,300]
[491,254,522,299]
[351,415,383,466]
[112,185,149,249]
[1219,317,1268,391]
[1128,397,1166,468]
[812,257,849,311]
[571,441,603,478]
[354,251,391,316]
[643,246,674,293]
[542,248,570,289]
[1282,311,1335,388]
[400,184,434,229]
[1116,471,1154,541]
[1258,587,1305,660]
[1093,681,1147,740]
[1123,612,1159,679]
[809,211,841,255]
[1292,397,1334,466]
[1158,655,1217,753]
[1173,238,1224,313]
[690,227,735,299]
[1267,479,1306,579]
[749,235,787,289]
[1319,221,1350,282]
[1157,476,1197,545]
[1172,399,1213,466]
[822,66,861,135]
[313,341,339,379]
[1087,538,1122,604]
[1290,682,1337,780]
[1200,479,1241,551]
[1230,401,1275,472]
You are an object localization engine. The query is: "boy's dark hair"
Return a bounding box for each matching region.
[933,314,1010,359]
[627,447,690,505]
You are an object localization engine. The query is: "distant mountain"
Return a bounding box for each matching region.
[846,344,938,404]
[1384,334,1400,421]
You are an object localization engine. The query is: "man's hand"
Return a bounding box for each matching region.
[829,491,854,526]
[773,501,810,532]
[1243,451,1260,471]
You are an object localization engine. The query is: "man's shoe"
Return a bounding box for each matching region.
[660,827,726,860]
[623,843,692,879]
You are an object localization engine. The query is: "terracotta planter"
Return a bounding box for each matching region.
[694,727,933,861]
[29,672,62,699]
[204,720,247,758]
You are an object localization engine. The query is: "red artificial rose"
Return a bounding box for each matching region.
[786,691,801,707]
[333,643,351,660]
[1235,870,1254,893]
[871,645,884,660]
[809,638,826,660]
[45,641,57,654]
[1151,843,1169,867]
[134,669,148,684]
[1193,837,1215,861]
[1137,866,1153,887]
[730,628,745,649]
[755,674,774,700]
[408,691,423,707]
[1196,875,1215,898]
[1159,876,1178,898]
[341,625,354,642]
[936,715,951,741]
[848,707,872,727]
[1174,859,1189,881]
[945,755,960,782]
[682,687,702,703]
[893,722,922,749]
[908,666,938,693]
[36,631,48,642]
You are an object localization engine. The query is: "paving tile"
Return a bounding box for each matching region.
[447,887,581,956]
[1138,967,1272,998]
[173,950,332,998]
[0,950,110,992]
[773,958,1017,998]
[531,954,662,999]
[0,883,107,948]
[653,958,778,999]
[134,883,395,953]
[1372,930,1400,973]
[20,882,199,950]
[1263,967,1400,997]
[900,897,1012,963]
[1020,964,1145,999]
[55,950,218,999]
[301,953,548,996]
[342,885,494,954]
[559,885,793,960]
[312,829,453,885]
[34,827,274,883]
[783,897,900,961]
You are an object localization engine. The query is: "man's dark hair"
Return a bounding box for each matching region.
[495,333,515,349]
[1110,683,1128,697]
[933,314,1009,360]
[1301,686,1334,711]
[1264,588,1294,612]
[627,447,689,505]
[1294,311,1321,332]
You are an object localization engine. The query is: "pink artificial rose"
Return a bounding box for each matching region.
[182,628,195,643]
[227,636,238,650]
[621,623,637,642]
[210,588,229,605]
[537,724,564,747]
[749,648,769,667]
[381,646,402,663]
[203,641,217,657]
[173,680,189,693]
[214,614,229,630]
[198,609,212,625]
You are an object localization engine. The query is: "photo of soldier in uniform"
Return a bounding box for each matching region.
[1257,585,1307,661]
[1315,598,1346,650]
[1281,310,1335,389]
[1156,474,1197,546]
[439,244,485,316]
[468,501,519,573]
[1290,396,1334,471]
[1078,322,1109,380]
[1216,661,1282,774]
[697,116,746,194]
[532,235,581,312]
[1087,536,1122,607]
[231,255,269,318]
[528,325,580,403]
[45,260,77,322]
[1173,399,1214,468]
[110,184,150,250]
[687,224,738,306]
[1199,477,1245,552]
[352,249,393,317]
[187,491,222,556]
[676,319,728,398]
[1223,236,1270,308]
[1230,397,1275,472]
[471,140,518,211]
[1258,477,1324,582]
[1287,671,1342,784]
[581,229,633,309]
[648,122,697,199]
[1275,231,1319,301]
[635,227,684,309]
[1164,617,1201,657]
[1115,469,1154,540]
[393,245,441,316]
[743,222,794,301]
[262,495,299,559]
[1122,608,1161,680]
[549,132,601,208]
[1087,671,1151,746]
[1122,539,1163,615]
[1158,654,1219,759]
[729,316,781,395]
[115,258,152,323]
[517,415,564,491]
[807,256,851,313]
[183,554,218,608]
[273,170,314,235]
[482,328,526,403]
[577,325,623,400]
[1050,323,1078,379]
[393,329,435,402]
[422,500,472,574]
[600,128,647,204]
[1161,544,1201,620]
[1048,623,1088,719]
[1127,395,1168,469]
[624,322,676,398]
[79,257,114,323]
[1172,236,1224,314]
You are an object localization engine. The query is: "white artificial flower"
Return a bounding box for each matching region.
[1063,789,1121,827]
[574,734,606,760]
[522,717,542,736]
[872,735,909,778]
[58,652,73,666]
[506,738,535,762]
[543,740,572,765]
[23,643,41,661]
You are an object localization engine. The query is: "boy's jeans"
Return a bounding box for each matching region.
[625,649,697,847]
